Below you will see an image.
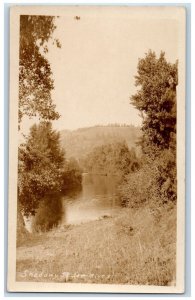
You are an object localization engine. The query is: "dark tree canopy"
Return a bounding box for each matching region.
[18,122,65,216]
[19,15,61,125]
[131,50,177,152]
[121,50,178,206]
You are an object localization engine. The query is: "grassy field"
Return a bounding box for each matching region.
[16,206,176,285]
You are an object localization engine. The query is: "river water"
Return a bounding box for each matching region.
[27,173,121,232]
[61,173,120,225]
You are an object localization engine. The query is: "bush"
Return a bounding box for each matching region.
[118,148,176,211]
[118,163,158,208]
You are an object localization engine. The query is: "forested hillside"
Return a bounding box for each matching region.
[60,124,141,160]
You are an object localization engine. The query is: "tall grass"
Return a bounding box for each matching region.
[16,205,176,285]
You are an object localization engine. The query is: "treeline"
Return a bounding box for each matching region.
[82,142,140,178]
[118,50,177,210]
[76,123,139,130]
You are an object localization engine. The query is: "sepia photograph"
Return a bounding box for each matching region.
[8,5,186,293]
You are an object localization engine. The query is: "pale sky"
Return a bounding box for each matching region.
[21,7,179,133]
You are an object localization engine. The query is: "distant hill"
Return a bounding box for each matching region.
[60,124,142,160]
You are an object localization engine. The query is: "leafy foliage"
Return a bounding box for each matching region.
[19,15,61,125]
[18,122,65,216]
[118,152,176,209]
[83,142,140,178]
[18,16,64,217]
[131,50,177,152]
[17,16,83,225]
[120,51,177,208]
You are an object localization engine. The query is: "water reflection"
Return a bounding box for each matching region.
[61,173,120,225]
[32,193,63,232]
[30,174,120,231]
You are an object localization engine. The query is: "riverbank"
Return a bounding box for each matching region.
[16,206,176,285]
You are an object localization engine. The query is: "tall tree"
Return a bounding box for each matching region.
[18,122,65,216]
[19,15,61,125]
[131,50,177,153]
[129,50,178,204]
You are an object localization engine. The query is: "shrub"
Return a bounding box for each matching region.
[118,149,176,211]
